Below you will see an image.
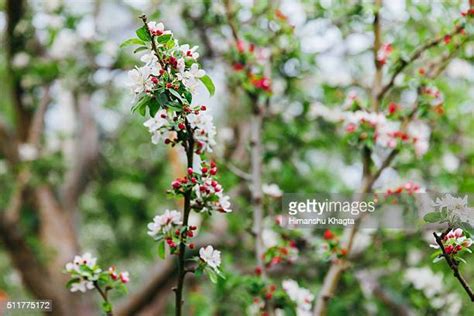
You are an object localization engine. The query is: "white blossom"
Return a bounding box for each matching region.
[65,252,98,273]
[262,229,279,250]
[432,194,473,224]
[12,52,30,68]
[70,279,95,293]
[143,109,170,144]
[147,22,170,36]
[282,279,314,315]
[177,63,206,91]
[18,143,38,161]
[187,111,216,153]
[199,245,221,270]
[404,267,444,298]
[147,209,182,236]
[180,44,200,59]
[407,121,430,157]
[262,183,283,198]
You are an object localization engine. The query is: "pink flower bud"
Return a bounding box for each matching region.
[445,245,454,254]
[119,272,129,284]
[454,228,463,238]
[172,181,181,189]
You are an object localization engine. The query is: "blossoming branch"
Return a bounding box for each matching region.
[122,15,231,316]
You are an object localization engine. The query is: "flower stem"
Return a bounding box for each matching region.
[175,119,194,316]
[93,281,113,316]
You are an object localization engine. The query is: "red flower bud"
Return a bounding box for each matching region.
[200,105,207,111]
[189,243,195,249]
[201,167,208,173]
[444,35,452,44]
[178,122,186,130]
[388,102,398,114]
[323,229,334,240]
[187,168,194,175]
[255,266,263,276]
[172,181,181,189]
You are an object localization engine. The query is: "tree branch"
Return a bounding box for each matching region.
[433,232,474,301]
[371,0,383,112]
[377,24,463,101]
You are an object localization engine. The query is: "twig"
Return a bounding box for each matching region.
[226,162,252,181]
[94,281,113,316]
[377,24,463,101]
[371,0,383,112]
[433,232,474,301]
[174,117,195,316]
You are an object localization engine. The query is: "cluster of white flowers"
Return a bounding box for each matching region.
[147,209,182,237]
[65,253,100,293]
[430,228,473,255]
[406,121,430,157]
[282,279,314,316]
[262,183,283,198]
[432,194,473,224]
[192,177,232,213]
[143,109,170,144]
[187,111,217,153]
[177,63,206,92]
[128,52,161,95]
[343,111,431,156]
[404,267,462,313]
[18,143,39,161]
[199,245,221,271]
[404,267,443,298]
[127,22,205,98]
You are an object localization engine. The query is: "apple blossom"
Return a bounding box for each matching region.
[65,253,129,314]
[143,109,171,144]
[282,279,314,315]
[124,17,228,314]
[431,228,473,257]
[376,43,393,65]
[262,183,283,198]
[147,209,182,237]
[179,44,200,60]
[199,245,222,271]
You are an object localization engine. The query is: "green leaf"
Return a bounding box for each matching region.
[101,301,113,313]
[149,98,160,117]
[132,95,151,116]
[136,26,151,42]
[133,46,148,54]
[66,277,80,288]
[157,33,172,44]
[168,89,185,104]
[158,240,166,259]
[207,268,218,284]
[423,211,443,223]
[120,38,145,48]
[199,75,215,96]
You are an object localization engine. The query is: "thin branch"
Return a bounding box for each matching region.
[371,0,383,112]
[94,281,113,316]
[226,162,252,181]
[433,232,474,301]
[377,24,463,101]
